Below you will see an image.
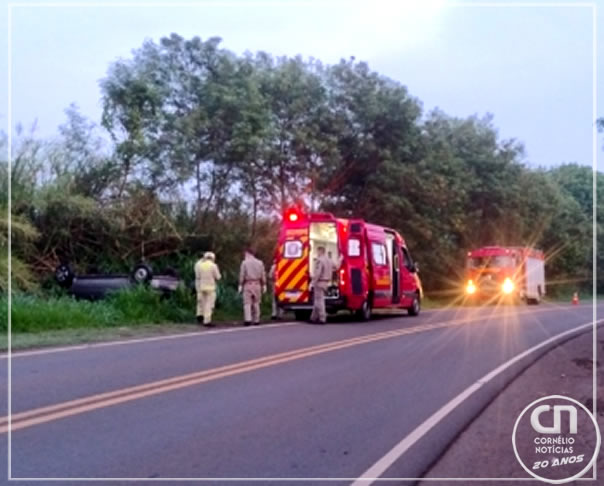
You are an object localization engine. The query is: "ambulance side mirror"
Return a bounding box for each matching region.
[412,262,419,273]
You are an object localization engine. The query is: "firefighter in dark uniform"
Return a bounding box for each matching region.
[238,249,267,326]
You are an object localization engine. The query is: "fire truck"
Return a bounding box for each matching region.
[274,208,423,321]
[464,246,545,304]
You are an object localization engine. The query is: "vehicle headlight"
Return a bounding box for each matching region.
[502,278,514,294]
[466,280,476,294]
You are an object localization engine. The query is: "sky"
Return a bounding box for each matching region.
[1,0,602,169]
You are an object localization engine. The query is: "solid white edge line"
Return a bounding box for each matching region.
[1,322,300,359]
[7,3,12,480]
[3,478,598,482]
[350,319,604,485]
[7,2,599,8]
[591,1,598,481]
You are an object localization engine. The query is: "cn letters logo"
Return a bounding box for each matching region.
[530,405,577,435]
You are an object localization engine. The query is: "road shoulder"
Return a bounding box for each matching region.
[419,327,603,485]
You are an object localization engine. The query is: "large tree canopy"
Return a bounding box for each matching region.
[3,35,601,295]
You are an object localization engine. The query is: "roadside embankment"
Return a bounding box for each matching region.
[419,327,603,485]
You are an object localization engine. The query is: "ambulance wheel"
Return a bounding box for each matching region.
[132,263,153,284]
[408,295,421,316]
[357,300,372,321]
[294,310,311,321]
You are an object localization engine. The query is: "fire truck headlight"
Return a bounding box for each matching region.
[502,278,515,294]
[466,280,476,295]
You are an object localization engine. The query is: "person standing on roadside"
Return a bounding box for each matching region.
[310,246,333,324]
[194,251,221,327]
[238,248,266,326]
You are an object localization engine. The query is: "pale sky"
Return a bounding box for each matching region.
[1,0,602,168]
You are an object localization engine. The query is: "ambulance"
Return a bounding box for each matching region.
[274,207,423,321]
[464,246,545,304]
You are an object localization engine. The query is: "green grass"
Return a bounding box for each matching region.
[3,284,274,334]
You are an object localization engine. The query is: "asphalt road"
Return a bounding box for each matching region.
[1,302,601,484]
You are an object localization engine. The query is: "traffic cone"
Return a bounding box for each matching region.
[572,292,579,305]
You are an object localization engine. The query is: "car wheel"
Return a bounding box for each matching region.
[356,300,372,321]
[131,263,153,284]
[408,295,421,316]
[55,263,75,288]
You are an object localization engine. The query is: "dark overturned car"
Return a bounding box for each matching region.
[54,262,185,300]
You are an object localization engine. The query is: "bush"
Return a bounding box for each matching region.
[5,286,191,333]
[106,285,164,323]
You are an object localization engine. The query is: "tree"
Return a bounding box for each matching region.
[49,104,118,199]
[321,58,424,214]
[4,37,600,296]
[548,163,603,292]
[0,130,40,291]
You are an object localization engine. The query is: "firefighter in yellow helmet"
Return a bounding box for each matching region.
[238,248,267,326]
[194,251,221,327]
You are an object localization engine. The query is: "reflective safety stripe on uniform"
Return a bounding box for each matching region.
[276,236,309,303]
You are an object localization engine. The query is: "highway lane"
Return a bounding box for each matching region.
[0,306,556,415]
[1,303,600,482]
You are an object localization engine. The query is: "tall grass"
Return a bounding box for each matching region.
[4,283,274,333]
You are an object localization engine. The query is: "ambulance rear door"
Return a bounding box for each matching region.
[366,225,392,308]
[344,220,368,310]
[276,223,310,306]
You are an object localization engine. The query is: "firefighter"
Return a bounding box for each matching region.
[268,262,283,320]
[310,246,334,324]
[194,251,221,327]
[238,248,267,326]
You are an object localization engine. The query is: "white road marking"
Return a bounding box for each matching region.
[351,318,604,485]
[1,322,300,359]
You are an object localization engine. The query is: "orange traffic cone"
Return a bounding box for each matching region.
[572,292,579,305]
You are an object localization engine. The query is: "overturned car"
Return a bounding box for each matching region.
[54,262,184,300]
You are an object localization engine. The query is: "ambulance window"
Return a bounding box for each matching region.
[402,247,413,271]
[371,243,387,266]
[284,240,303,259]
[348,238,361,257]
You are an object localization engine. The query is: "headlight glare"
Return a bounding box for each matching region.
[502,278,514,294]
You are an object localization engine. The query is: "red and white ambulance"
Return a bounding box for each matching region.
[464,246,545,304]
[274,207,423,321]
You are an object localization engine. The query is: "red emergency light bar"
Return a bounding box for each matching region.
[283,208,337,223]
[284,207,304,223]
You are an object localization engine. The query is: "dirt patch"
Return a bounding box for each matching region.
[572,357,600,370]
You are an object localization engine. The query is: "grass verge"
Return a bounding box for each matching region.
[3,285,273,333]
[5,289,598,352]
[1,285,277,351]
